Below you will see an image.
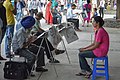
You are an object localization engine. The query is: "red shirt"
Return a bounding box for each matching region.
[93,27,109,57]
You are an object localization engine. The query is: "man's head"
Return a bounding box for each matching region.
[35,12,44,20]
[21,16,35,29]
[71,4,76,10]
[94,8,97,12]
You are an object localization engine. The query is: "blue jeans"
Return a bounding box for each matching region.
[78,51,97,72]
[16,12,23,21]
[5,25,14,56]
[54,15,62,24]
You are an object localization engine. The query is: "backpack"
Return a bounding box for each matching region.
[86,4,90,13]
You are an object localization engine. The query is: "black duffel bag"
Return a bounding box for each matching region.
[3,61,29,79]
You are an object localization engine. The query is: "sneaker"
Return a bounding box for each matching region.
[6,54,14,58]
[30,72,35,77]
[82,24,84,27]
[0,56,7,60]
[55,49,65,55]
[36,67,48,72]
[49,59,60,63]
[75,29,82,32]
[87,25,89,27]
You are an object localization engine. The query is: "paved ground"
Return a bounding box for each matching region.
[0,12,120,80]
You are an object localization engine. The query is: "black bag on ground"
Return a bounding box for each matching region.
[3,61,29,79]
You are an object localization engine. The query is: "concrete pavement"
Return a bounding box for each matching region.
[0,13,120,80]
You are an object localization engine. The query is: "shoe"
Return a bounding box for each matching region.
[82,24,84,27]
[75,29,82,32]
[0,56,7,60]
[84,71,92,79]
[6,54,14,58]
[30,72,35,77]
[49,59,60,63]
[36,67,48,72]
[76,72,86,76]
[87,25,89,27]
[55,49,65,55]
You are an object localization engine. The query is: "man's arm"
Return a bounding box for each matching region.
[22,35,37,48]
[84,41,100,51]
[80,41,100,52]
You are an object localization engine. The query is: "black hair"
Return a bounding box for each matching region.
[94,16,104,27]
[94,8,97,11]
[87,0,90,4]
[71,4,76,7]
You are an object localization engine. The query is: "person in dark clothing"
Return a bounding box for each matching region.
[66,4,82,31]
[31,12,65,63]
[12,16,48,74]
[0,0,7,60]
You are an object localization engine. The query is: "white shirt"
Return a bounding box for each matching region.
[30,0,41,10]
[67,7,77,19]
[27,0,32,10]
[99,0,105,8]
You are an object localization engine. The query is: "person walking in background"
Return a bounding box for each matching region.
[15,0,24,31]
[82,0,91,27]
[99,0,105,18]
[3,0,15,58]
[16,0,24,21]
[76,16,109,78]
[0,0,7,60]
[45,0,53,24]
[67,3,82,31]
[90,8,98,21]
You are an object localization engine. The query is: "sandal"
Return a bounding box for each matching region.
[84,71,92,78]
[76,72,86,76]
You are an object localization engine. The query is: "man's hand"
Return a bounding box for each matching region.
[79,48,85,52]
[27,35,37,43]
[23,36,37,48]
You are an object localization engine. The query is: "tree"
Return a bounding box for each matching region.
[116,0,120,19]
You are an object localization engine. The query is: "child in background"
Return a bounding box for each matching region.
[90,8,98,22]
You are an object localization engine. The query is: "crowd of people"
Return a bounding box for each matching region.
[0,0,110,79]
[0,0,66,75]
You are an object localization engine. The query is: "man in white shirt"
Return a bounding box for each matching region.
[67,4,81,31]
[99,0,105,18]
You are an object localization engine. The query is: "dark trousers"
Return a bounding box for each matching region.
[99,7,104,18]
[0,26,6,43]
[32,35,55,60]
[16,48,36,73]
[67,18,79,29]
[28,45,45,67]
[79,51,97,72]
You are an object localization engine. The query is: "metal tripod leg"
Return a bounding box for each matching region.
[45,37,58,77]
[61,39,71,64]
[36,36,58,80]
